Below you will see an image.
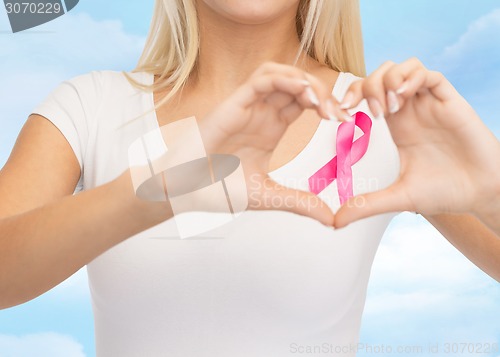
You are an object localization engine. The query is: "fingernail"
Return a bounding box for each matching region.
[340,92,353,109]
[326,100,338,121]
[298,79,311,87]
[305,87,320,106]
[396,81,408,95]
[387,90,400,114]
[367,98,383,119]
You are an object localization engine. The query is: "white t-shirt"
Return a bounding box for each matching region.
[32,70,400,357]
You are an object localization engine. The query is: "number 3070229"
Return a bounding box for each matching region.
[5,2,62,14]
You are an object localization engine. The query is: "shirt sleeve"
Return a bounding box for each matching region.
[30,71,102,190]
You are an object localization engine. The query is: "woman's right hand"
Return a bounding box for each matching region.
[197,62,348,226]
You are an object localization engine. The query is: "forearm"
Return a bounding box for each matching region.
[0,172,171,309]
[425,213,500,282]
[472,181,500,236]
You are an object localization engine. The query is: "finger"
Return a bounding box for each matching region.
[383,57,426,95]
[249,62,348,122]
[264,91,320,123]
[402,70,456,103]
[260,78,333,118]
[394,68,427,101]
[277,93,341,125]
[339,79,370,115]
[383,67,429,120]
[250,176,335,226]
[274,187,334,226]
[234,74,310,109]
[252,62,333,115]
[381,59,455,102]
[340,79,363,108]
[304,73,351,122]
[334,183,413,228]
[384,68,426,117]
[382,58,428,114]
[341,79,385,120]
[358,61,397,116]
[424,70,458,102]
[252,61,309,80]
[264,77,321,113]
[241,73,339,122]
[278,101,303,124]
[264,91,296,111]
[341,59,426,117]
[256,75,311,98]
[382,59,458,113]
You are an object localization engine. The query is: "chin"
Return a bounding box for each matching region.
[199,0,300,25]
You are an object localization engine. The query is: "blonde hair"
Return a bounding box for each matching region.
[125,0,365,110]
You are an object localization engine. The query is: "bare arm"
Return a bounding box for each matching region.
[0,115,170,309]
[0,64,343,309]
[425,214,500,282]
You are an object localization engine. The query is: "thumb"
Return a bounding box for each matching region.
[334,184,411,228]
[252,179,335,226]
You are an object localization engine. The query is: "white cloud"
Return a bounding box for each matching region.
[432,8,500,134]
[435,8,500,75]
[368,213,492,291]
[0,10,145,114]
[0,11,146,164]
[0,11,145,73]
[0,332,86,357]
[361,213,500,354]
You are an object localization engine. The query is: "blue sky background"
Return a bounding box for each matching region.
[0,1,499,356]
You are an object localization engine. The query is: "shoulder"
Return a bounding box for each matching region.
[32,70,154,132]
[63,70,150,95]
[51,70,154,122]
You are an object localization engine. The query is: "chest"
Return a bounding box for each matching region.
[154,95,323,172]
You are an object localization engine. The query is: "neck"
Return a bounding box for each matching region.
[191,3,309,98]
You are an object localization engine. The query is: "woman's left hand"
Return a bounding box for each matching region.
[334,58,500,228]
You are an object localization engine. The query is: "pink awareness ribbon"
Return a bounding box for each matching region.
[308,111,372,205]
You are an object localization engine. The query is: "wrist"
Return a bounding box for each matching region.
[112,170,173,226]
[198,114,229,155]
[472,178,500,233]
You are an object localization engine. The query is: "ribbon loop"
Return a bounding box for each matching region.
[308,111,372,205]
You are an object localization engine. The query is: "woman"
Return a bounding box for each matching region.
[0,0,497,356]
